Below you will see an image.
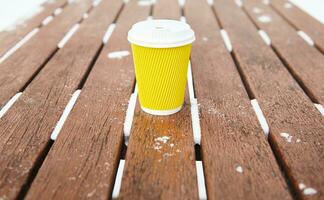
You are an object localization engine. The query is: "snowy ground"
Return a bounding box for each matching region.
[0,0,323,32]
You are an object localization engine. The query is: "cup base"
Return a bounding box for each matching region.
[141,106,182,116]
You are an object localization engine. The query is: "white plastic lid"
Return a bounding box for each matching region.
[128,19,195,48]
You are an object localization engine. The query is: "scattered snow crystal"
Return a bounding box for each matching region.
[258,15,272,23]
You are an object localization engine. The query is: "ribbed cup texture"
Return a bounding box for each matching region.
[131,44,191,111]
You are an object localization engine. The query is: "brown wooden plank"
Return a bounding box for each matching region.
[243,0,324,105]
[271,0,324,53]
[0,0,92,109]
[0,1,123,199]
[24,1,150,199]
[184,0,291,199]
[213,0,324,199]
[0,0,67,57]
[119,0,199,199]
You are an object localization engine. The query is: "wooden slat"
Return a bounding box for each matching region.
[0,1,123,199]
[184,0,291,199]
[119,0,199,199]
[0,0,67,57]
[271,0,324,53]
[213,1,324,199]
[24,1,150,199]
[243,0,324,105]
[0,0,92,109]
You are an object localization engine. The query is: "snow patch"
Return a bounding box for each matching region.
[220,29,232,52]
[253,7,262,14]
[258,30,271,46]
[299,183,317,196]
[303,188,317,195]
[297,31,314,46]
[138,0,155,6]
[54,8,63,16]
[280,132,293,143]
[108,51,130,59]
[58,23,80,48]
[258,15,272,23]
[314,104,324,116]
[112,159,125,198]
[123,85,138,145]
[41,15,54,26]
[196,161,207,200]
[0,28,39,64]
[0,92,22,118]
[103,23,116,44]
[51,90,81,140]
[235,165,243,173]
[250,99,269,136]
[234,0,243,7]
[0,0,49,32]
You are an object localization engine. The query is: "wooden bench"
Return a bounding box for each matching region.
[0,0,323,199]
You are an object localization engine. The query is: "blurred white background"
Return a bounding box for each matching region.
[0,0,323,32]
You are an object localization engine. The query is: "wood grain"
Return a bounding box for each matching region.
[213,0,324,199]
[244,0,324,105]
[0,0,92,109]
[0,0,67,57]
[119,0,199,199]
[0,1,123,199]
[25,1,150,199]
[184,0,291,199]
[271,0,324,53]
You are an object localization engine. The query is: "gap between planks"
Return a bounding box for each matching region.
[50,23,117,140]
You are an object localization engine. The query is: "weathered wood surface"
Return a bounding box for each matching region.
[25,0,150,199]
[271,0,324,53]
[119,0,199,199]
[0,0,92,109]
[0,0,67,57]
[244,0,324,105]
[213,0,324,199]
[0,1,123,199]
[184,0,291,199]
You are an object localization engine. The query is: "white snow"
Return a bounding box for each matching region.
[138,0,155,6]
[57,23,80,48]
[250,99,269,137]
[297,31,314,46]
[0,0,51,32]
[234,0,243,7]
[235,165,243,173]
[303,187,317,195]
[51,90,81,140]
[103,23,116,44]
[299,183,306,189]
[280,132,293,143]
[41,15,54,26]
[111,159,125,199]
[0,28,39,64]
[258,15,272,23]
[314,104,324,116]
[258,30,271,46]
[108,51,130,59]
[289,0,324,24]
[253,7,262,14]
[220,29,232,52]
[123,85,138,145]
[0,92,22,118]
[299,183,317,196]
[196,161,207,200]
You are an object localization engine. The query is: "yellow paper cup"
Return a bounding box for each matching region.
[128,20,195,115]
